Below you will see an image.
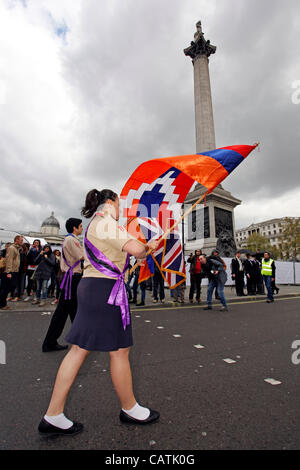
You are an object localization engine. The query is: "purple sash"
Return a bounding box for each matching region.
[84,227,130,331]
[60,236,81,300]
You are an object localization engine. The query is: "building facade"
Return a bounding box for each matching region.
[235,217,299,250]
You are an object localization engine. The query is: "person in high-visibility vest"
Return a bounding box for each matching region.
[261,252,276,303]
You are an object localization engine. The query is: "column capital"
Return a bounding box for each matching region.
[184,21,216,60]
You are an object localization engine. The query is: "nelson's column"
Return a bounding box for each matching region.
[183,21,240,257]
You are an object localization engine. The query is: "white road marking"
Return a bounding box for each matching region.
[194,344,205,349]
[223,358,237,364]
[264,378,282,385]
[173,334,182,338]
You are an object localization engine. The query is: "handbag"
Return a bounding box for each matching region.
[31,266,38,280]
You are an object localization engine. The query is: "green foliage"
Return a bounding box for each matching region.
[280,217,300,260]
[246,233,272,253]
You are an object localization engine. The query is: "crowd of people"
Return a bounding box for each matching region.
[231,250,278,303]
[0,236,62,309]
[0,237,279,313]
[125,248,279,310]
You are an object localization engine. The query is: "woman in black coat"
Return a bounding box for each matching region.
[32,245,55,306]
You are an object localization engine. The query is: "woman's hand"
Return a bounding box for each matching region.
[137,259,146,266]
[147,239,160,252]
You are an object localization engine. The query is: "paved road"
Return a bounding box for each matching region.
[1,296,300,450]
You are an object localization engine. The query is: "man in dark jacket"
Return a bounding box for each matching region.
[252,255,264,294]
[199,254,228,311]
[244,253,255,295]
[231,251,245,296]
[42,218,84,352]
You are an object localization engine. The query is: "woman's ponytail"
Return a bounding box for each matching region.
[81,189,118,218]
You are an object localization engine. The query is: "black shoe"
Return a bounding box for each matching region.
[204,306,212,310]
[136,301,145,306]
[38,418,83,437]
[276,288,280,294]
[119,409,160,425]
[266,300,274,303]
[129,299,136,304]
[42,344,68,352]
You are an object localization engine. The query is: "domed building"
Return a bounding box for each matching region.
[41,212,60,236]
[26,211,65,247]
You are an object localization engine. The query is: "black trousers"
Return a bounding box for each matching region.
[246,275,255,295]
[42,274,82,348]
[253,274,264,294]
[153,271,165,300]
[189,273,202,300]
[234,272,245,296]
[26,270,36,296]
[0,273,18,308]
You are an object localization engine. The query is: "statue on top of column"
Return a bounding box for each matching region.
[184,20,216,59]
[194,21,203,41]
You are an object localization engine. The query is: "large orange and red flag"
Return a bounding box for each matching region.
[120,144,258,287]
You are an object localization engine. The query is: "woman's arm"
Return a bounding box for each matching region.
[33,252,42,264]
[44,254,55,266]
[122,239,159,259]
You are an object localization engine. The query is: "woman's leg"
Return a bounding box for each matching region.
[189,274,195,301]
[35,280,41,300]
[46,345,90,416]
[109,347,136,410]
[195,274,201,301]
[41,280,48,301]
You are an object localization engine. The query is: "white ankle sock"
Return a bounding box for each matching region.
[122,402,150,421]
[44,413,73,430]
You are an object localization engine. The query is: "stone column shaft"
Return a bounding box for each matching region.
[194,55,216,153]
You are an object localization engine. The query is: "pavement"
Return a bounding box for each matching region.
[1,285,300,450]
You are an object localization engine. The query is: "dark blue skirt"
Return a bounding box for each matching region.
[65,277,133,351]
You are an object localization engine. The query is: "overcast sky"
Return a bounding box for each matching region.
[0,0,299,234]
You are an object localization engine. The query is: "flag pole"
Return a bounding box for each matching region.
[128,192,208,275]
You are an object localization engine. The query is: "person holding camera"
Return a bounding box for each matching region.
[187,249,202,303]
[32,245,55,307]
[199,254,228,311]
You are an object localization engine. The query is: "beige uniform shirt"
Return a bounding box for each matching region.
[83,211,141,279]
[5,244,20,273]
[60,235,84,274]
